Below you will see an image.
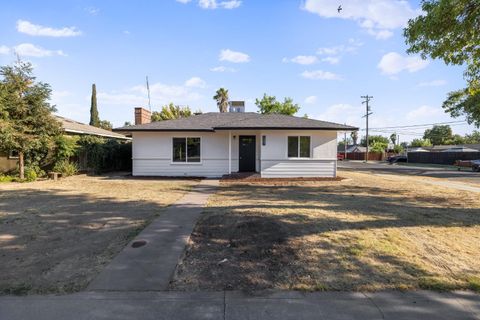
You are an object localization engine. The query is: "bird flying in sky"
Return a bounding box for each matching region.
[337,5,342,13]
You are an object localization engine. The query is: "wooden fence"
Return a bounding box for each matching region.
[408,152,480,165]
[345,152,385,161]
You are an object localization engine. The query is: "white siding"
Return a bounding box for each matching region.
[261,160,336,178]
[132,129,338,178]
[132,131,261,177]
[260,130,337,178]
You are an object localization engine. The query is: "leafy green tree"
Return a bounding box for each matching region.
[54,135,79,161]
[89,83,100,127]
[0,61,62,179]
[464,130,480,143]
[404,0,480,126]
[213,88,229,113]
[360,135,389,147]
[351,131,358,145]
[124,121,132,126]
[393,145,404,153]
[444,134,466,145]
[410,138,432,147]
[442,88,480,127]
[370,141,388,153]
[423,125,452,145]
[99,120,113,130]
[255,93,300,115]
[151,103,193,121]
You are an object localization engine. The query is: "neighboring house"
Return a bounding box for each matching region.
[407,147,430,152]
[115,108,357,178]
[441,146,478,152]
[337,145,366,153]
[0,115,129,173]
[422,144,480,152]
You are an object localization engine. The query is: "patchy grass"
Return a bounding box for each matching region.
[0,174,198,295]
[171,171,480,292]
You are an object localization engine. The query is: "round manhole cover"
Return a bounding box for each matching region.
[131,240,147,248]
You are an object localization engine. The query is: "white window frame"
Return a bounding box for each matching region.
[8,150,19,159]
[171,137,202,164]
[286,136,312,159]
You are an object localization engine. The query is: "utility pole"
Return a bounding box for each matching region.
[361,95,373,162]
[344,124,347,160]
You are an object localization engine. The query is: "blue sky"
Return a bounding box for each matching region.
[0,0,476,142]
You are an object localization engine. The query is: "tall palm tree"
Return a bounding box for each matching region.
[351,131,358,145]
[213,88,229,113]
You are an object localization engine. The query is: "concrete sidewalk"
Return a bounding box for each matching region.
[0,290,478,320]
[88,179,219,291]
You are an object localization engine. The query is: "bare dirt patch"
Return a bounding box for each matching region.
[170,171,480,292]
[0,174,197,294]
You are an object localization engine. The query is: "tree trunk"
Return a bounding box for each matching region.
[19,151,24,180]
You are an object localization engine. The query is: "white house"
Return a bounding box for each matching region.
[115,108,357,178]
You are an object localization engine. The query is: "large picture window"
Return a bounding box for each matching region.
[172,137,201,162]
[287,136,310,158]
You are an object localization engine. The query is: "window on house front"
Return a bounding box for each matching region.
[8,150,19,159]
[287,136,311,158]
[172,137,201,162]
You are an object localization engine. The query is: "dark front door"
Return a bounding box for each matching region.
[239,135,256,172]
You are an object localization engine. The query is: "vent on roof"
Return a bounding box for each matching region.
[229,101,245,113]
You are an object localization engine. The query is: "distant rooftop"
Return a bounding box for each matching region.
[55,115,130,140]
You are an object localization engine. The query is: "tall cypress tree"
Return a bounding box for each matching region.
[89,83,100,127]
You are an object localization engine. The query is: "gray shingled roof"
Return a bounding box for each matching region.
[114,112,357,132]
[55,115,130,140]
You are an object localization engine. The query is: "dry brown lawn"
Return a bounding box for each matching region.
[171,170,480,292]
[0,174,197,294]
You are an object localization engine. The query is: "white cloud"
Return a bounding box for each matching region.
[321,56,340,65]
[85,7,100,15]
[367,29,393,40]
[304,96,317,104]
[418,79,447,87]
[406,105,442,121]
[220,0,241,9]
[301,70,342,80]
[316,103,393,131]
[97,78,204,109]
[198,0,241,9]
[184,76,206,88]
[0,45,10,55]
[283,55,318,65]
[176,0,192,3]
[16,20,82,37]
[219,49,250,63]
[303,0,419,40]
[14,43,66,57]
[210,66,237,72]
[316,39,362,65]
[378,52,429,75]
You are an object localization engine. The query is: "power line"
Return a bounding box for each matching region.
[365,120,466,130]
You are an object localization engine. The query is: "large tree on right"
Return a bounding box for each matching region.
[404,0,480,127]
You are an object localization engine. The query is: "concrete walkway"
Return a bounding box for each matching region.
[88,179,219,291]
[0,290,478,319]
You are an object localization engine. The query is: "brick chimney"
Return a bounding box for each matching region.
[134,107,151,125]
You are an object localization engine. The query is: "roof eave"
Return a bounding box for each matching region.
[113,128,215,132]
[214,126,358,131]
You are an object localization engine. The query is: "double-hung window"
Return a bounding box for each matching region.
[172,137,201,163]
[287,136,311,158]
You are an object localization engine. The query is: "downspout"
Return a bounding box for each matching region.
[228,130,232,174]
